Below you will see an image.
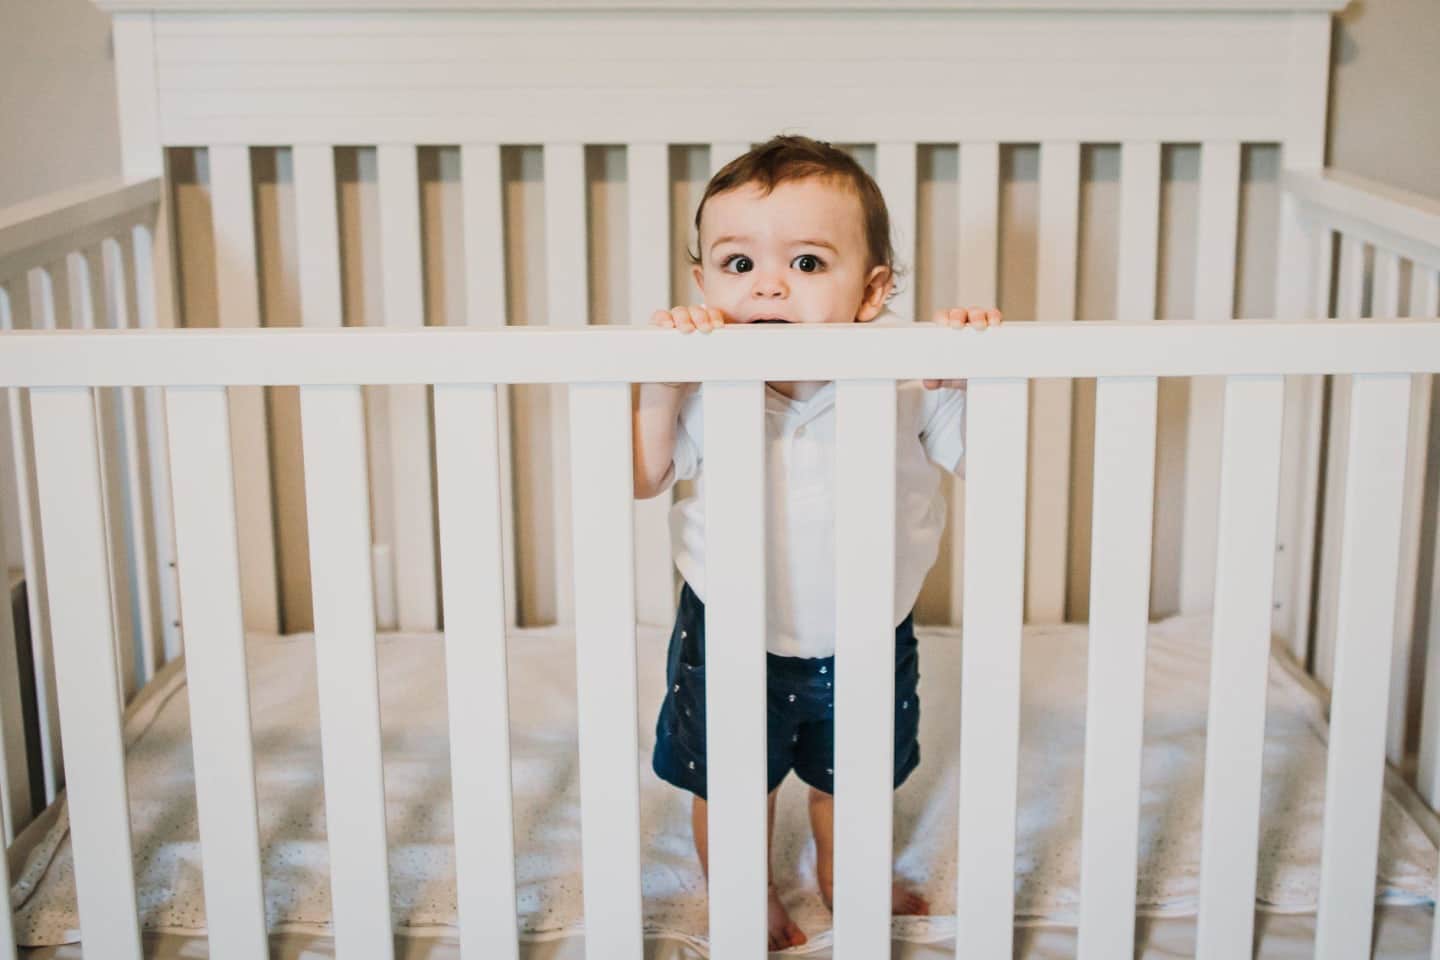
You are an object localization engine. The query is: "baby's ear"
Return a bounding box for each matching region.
[855,265,893,322]
[691,264,704,295]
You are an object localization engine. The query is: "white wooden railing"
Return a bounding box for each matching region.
[0,170,1436,960]
[1283,170,1440,803]
[1,319,1438,960]
[0,177,176,829]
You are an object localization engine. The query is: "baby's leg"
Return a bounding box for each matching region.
[807,787,929,916]
[692,791,808,950]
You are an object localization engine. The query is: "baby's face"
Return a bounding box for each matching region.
[692,177,892,326]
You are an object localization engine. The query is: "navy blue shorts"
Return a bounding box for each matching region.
[652,582,921,800]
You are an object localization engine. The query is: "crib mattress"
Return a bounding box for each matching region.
[8,615,1439,955]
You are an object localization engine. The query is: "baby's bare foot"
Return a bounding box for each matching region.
[891,881,930,916]
[817,879,931,917]
[768,883,808,951]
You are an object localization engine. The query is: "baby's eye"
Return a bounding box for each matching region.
[792,254,824,273]
[720,254,753,273]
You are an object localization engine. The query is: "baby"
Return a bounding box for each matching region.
[631,135,1001,950]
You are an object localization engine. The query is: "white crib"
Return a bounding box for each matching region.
[1,0,1439,957]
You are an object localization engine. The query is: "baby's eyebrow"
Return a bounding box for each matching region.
[709,236,840,254]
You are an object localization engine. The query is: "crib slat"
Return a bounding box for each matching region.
[1117,142,1160,322]
[876,143,917,322]
[1194,375,1285,960]
[1180,141,1241,616]
[627,141,677,626]
[165,386,267,958]
[702,380,768,959]
[10,272,62,801]
[378,143,440,631]
[0,290,25,841]
[0,397,20,848]
[955,378,1028,955]
[1315,234,1367,690]
[30,386,141,958]
[434,383,520,960]
[110,236,160,685]
[946,142,1001,622]
[832,379,899,960]
[1276,220,1330,665]
[544,142,588,626]
[299,384,395,959]
[460,143,520,629]
[567,382,644,957]
[1413,271,1440,806]
[1315,373,1412,960]
[1371,249,1420,767]
[210,144,280,635]
[75,246,132,709]
[1077,375,1158,960]
[294,146,344,329]
[130,221,184,665]
[1027,141,1079,624]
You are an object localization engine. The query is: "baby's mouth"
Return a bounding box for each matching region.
[750,317,788,324]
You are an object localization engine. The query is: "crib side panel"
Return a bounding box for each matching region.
[136,4,1337,633]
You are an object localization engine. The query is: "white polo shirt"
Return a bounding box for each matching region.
[666,379,966,658]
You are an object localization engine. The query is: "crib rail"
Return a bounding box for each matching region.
[1282,171,1440,829]
[1,317,1437,960]
[0,177,175,847]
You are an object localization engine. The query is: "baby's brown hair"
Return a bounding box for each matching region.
[686,134,903,302]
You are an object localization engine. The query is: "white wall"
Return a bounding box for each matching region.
[0,0,121,209]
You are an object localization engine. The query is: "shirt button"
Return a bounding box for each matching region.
[788,693,797,703]
[818,665,827,674]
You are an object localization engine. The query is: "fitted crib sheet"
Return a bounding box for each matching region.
[8,615,1439,953]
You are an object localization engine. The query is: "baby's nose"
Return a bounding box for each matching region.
[752,275,787,297]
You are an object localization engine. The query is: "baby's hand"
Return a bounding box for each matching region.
[925,306,1002,389]
[653,305,728,335]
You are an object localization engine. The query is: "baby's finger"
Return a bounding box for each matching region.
[923,378,941,389]
[705,306,728,329]
[966,306,989,328]
[670,305,696,333]
[985,308,1003,328]
[687,304,713,333]
[652,308,675,327]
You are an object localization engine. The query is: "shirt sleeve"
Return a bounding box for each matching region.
[670,387,705,482]
[919,384,967,475]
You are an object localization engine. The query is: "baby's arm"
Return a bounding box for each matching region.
[632,381,692,499]
[632,305,726,499]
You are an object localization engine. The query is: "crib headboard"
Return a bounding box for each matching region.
[94,0,1346,648]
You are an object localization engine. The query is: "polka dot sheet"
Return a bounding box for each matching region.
[8,616,1436,948]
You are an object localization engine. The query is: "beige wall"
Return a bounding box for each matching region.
[0,0,121,209]
[1327,0,1440,201]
